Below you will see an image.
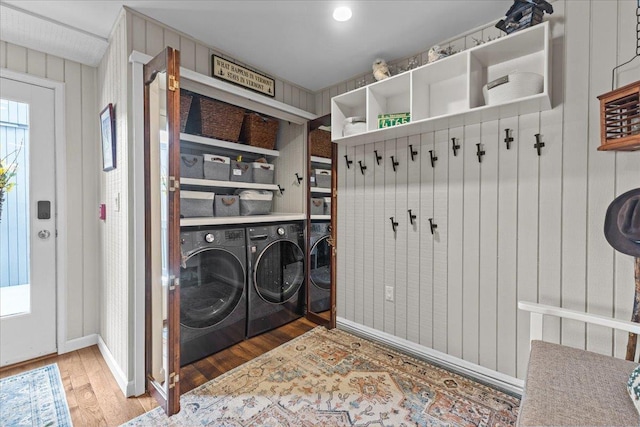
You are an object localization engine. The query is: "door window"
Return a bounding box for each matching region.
[255,241,304,303]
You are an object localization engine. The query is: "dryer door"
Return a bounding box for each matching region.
[310,235,331,291]
[254,240,304,304]
[180,248,245,328]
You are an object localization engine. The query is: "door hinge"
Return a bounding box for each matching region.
[168,372,180,389]
[333,189,337,198]
[168,74,179,92]
[169,276,180,291]
[169,176,180,192]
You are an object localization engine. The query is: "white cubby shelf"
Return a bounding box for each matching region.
[331,22,551,146]
[180,178,279,191]
[180,133,280,158]
[180,213,306,227]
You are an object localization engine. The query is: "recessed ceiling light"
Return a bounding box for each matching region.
[333,6,352,22]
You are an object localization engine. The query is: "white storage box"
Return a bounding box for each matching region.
[482,72,543,106]
[324,197,331,215]
[251,162,275,184]
[343,116,366,137]
[180,191,214,217]
[230,160,252,183]
[314,169,331,188]
[180,154,203,179]
[237,190,273,216]
[203,154,230,181]
[214,195,239,217]
[311,198,324,215]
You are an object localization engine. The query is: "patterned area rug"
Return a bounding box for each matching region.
[124,327,519,426]
[0,363,73,427]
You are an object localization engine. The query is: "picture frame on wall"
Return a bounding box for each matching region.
[100,103,116,171]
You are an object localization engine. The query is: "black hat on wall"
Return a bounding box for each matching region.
[604,188,640,257]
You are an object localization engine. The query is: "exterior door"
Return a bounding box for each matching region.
[0,77,56,366]
[144,47,181,416]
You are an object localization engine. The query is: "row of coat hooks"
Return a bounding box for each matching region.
[389,214,438,234]
[344,130,546,173]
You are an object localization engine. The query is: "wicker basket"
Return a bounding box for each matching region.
[187,95,245,142]
[239,113,279,150]
[180,90,193,132]
[309,129,332,158]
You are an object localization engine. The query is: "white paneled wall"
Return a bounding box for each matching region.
[334,0,640,381]
[97,13,129,376]
[0,41,100,342]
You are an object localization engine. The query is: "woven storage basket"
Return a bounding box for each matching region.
[239,112,279,150]
[187,95,244,142]
[309,129,332,158]
[180,90,193,132]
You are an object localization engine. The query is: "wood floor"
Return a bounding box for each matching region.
[0,317,318,427]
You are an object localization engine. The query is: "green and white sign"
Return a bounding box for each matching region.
[378,112,411,128]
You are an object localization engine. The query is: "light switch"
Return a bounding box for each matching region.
[114,193,120,212]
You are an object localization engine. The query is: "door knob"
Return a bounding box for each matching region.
[38,230,51,240]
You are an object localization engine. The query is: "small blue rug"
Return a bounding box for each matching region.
[0,363,72,427]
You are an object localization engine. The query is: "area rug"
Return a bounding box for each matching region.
[124,327,519,426]
[0,363,73,427]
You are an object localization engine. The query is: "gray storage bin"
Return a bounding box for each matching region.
[324,197,331,215]
[214,195,240,217]
[311,198,324,215]
[237,190,273,215]
[251,162,275,184]
[203,154,230,181]
[230,160,251,183]
[180,154,203,179]
[314,169,331,188]
[180,191,214,217]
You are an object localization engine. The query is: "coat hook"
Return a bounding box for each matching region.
[390,156,399,172]
[451,138,461,156]
[428,218,438,235]
[344,155,353,169]
[389,217,399,233]
[504,128,514,150]
[278,185,285,195]
[295,173,303,185]
[429,150,438,168]
[534,133,545,156]
[408,209,417,225]
[374,150,382,165]
[358,160,367,175]
[476,143,486,163]
[409,144,418,161]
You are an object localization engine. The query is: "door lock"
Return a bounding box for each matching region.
[38,230,51,240]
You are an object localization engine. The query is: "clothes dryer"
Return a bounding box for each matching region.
[309,221,331,313]
[179,228,247,366]
[246,223,305,338]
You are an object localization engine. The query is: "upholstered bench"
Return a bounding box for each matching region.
[518,302,640,427]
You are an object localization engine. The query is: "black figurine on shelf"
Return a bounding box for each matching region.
[495,0,553,35]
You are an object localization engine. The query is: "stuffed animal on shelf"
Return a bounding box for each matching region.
[372,58,391,81]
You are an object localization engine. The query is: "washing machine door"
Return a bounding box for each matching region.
[180,248,245,329]
[310,235,331,290]
[254,240,304,303]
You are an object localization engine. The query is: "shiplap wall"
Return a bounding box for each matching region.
[0,41,100,341]
[334,0,640,380]
[97,12,130,375]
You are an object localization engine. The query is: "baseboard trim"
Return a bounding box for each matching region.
[336,317,524,396]
[97,336,135,397]
[62,334,99,353]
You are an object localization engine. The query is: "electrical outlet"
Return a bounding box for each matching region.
[385,286,394,302]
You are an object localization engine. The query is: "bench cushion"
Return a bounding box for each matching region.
[518,340,639,427]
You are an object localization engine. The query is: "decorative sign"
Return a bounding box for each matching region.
[212,55,275,98]
[378,112,411,129]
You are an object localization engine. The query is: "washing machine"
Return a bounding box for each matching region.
[179,228,247,366]
[309,221,331,313]
[246,222,306,338]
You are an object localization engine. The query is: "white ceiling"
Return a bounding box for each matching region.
[0,0,511,91]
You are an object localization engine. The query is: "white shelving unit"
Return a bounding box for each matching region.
[331,22,551,146]
[310,214,331,221]
[181,178,279,191]
[181,213,306,227]
[181,133,280,158]
[310,156,331,165]
[310,187,331,194]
